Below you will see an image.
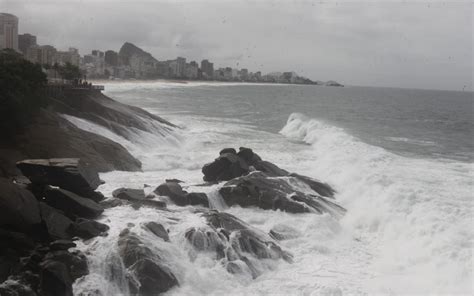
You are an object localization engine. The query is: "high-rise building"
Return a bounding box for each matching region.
[0,13,19,51]
[18,33,36,54]
[201,59,214,79]
[104,50,118,66]
[176,57,186,77]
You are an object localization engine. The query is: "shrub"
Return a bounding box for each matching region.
[0,49,48,136]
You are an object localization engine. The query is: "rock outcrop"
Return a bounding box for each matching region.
[219,171,345,216]
[112,188,167,209]
[118,229,178,295]
[185,211,292,279]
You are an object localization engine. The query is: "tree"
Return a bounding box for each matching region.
[0,49,48,136]
[56,62,82,81]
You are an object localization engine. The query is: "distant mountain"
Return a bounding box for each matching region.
[118,42,158,66]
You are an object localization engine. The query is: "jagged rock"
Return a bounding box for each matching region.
[16,158,101,199]
[219,172,345,216]
[43,187,103,219]
[289,173,336,198]
[99,198,127,209]
[112,188,166,209]
[117,229,178,295]
[70,218,109,240]
[0,249,20,283]
[144,222,169,242]
[202,153,249,182]
[39,203,73,240]
[185,211,292,279]
[236,147,262,165]
[253,160,289,177]
[0,178,41,232]
[49,240,76,251]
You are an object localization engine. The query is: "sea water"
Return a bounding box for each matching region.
[70,81,473,295]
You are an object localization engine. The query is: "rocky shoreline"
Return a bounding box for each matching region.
[0,91,345,295]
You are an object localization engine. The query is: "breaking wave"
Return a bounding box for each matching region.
[280,112,473,294]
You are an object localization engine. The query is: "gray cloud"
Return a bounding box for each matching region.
[1,0,472,91]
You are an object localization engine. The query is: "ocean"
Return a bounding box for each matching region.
[69,81,473,295]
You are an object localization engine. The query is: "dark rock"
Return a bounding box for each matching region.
[219,148,237,155]
[0,229,37,252]
[237,147,262,165]
[49,240,76,251]
[99,198,126,209]
[253,161,289,177]
[185,192,209,207]
[186,211,293,279]
[39,203,73,240]
[0,178,41,232]
[39,261,73,296]
[202,153,249,182]
[0,280,36,296]
[117,229,178,294]
[154,181,187,206]
[219,172,310,213]
[144,222,169,242]
[71,218,109,240]
[43,187,103,219]
[16,158,101,198]
[112,188,166,209]
[42,250,88,281]
[219,172,345,216]
[289,173,336,198]
[0,249,20,282]
[165,179,184,183]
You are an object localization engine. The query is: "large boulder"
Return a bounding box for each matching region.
[289,173,336,198]
[185,211,292,279]
[16,158,101,199]
[39,203,73,240]
[43,187,103,219]
[0,178,41,232]
[112,188,166,209]
[201,152,249,182]
[117,229,178,295]
[219,172,346,216]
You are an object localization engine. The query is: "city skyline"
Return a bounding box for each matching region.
[1,0,472,91]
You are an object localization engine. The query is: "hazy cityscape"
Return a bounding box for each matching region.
[1,12,342,86]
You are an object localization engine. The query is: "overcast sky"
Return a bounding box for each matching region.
[2,0,472,91]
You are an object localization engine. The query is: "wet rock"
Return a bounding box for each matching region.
[0,250,20,283]
[219,148,237,155]
[186,211,293,279]
[112,188,166,209]
[71,218,109,240]
[99,198,126,209]
[202,153,249,182]
[16,158,101,199]
[219,172,345,216]
[236,147,262,165]
[253,160,289,177]
[39,203,73,240]
[42,250,88,281]
[49,240,76,251]
[289,173,336,198]
[154,181,188,206]
[0,178,41,232]
[165,179,184,183]
[185,192,209,207]
[269,224,301,241]
[43,187,103,219]
[144,222,169,242]
[0,280,36,296]
[117,229,178,295]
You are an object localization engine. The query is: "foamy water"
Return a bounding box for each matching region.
[68,81,473,295]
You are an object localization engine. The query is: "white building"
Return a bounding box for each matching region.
[0,13,19,51]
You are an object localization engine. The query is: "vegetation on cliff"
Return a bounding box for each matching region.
[0,49,48,135]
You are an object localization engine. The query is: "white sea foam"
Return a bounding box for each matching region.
[280,112,474,294]
[68,101,473,295]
